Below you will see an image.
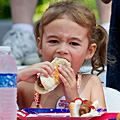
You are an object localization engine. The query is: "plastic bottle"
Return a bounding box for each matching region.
[0,46,17,120]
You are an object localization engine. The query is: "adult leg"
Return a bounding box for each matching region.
[1,0,42,65]
[10,0,37,24]
[96,0,112,34]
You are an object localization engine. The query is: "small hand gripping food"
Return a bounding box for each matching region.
[69,98,99,117]
[34,57,71,94]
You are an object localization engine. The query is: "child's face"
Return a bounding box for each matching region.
[38,17,96,74]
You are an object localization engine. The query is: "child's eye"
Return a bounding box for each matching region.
[70,42,79,46]
[48,40,59,43]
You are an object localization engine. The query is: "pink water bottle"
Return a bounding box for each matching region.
[0,46,17,120]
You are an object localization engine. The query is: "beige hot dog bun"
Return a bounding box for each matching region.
[34,57,71,94]
[69,98,83,117]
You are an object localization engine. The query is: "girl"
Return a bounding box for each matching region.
[17,0,107,109]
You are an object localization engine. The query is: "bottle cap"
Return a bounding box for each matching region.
[0,46,11,52]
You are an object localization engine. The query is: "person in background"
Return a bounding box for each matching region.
[17,1,107,109]
[1,0,41,65]
[96,0,112,34]
[101,0,120,91]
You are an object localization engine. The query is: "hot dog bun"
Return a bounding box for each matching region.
[69,98,83,117]
[69,98,99,117]
[34,57,71,94]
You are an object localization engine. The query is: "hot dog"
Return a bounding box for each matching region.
[79,100,93,116]
[34,57,71,94]
[69,98,99,117]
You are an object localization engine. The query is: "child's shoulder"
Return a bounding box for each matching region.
[78,74,103,99]
[82,73,101,85]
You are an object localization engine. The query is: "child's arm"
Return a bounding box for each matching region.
[17,62,55,108]
[17,81,34,109]
[58,65,79,103]
[90,75,106,109]
[17,61,55,83]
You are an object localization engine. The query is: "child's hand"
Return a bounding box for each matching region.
[17,61,55,83]
[58,65,79,103]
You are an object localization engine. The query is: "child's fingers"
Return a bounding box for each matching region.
[41,62,55,73]
[59,74,68,84]
[59,69,78,103]
[38,68,50,77]
[36,62,55,77]
[58,65,75,84]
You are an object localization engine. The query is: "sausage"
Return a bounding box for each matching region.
[79,100,93,116]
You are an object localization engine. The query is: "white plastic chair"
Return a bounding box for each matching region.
[103,87,120,113]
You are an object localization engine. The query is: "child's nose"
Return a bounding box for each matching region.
[56,43,69,54]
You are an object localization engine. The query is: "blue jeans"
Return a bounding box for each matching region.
[106,0,120,91]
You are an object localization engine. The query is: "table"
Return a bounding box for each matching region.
[17,113,119,120]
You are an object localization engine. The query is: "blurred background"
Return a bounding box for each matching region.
[0,0,100,22]
[0,0,100,41]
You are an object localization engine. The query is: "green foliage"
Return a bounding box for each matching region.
[78,0,99,23]
[0,0,11,19]
[33,1,49,22]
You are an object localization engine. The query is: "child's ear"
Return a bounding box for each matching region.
[85,43,97,60]
[37,37,42,55]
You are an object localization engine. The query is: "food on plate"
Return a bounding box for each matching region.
[79,100,93,116]
[34,57,71,94]
[69,98,100,117]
